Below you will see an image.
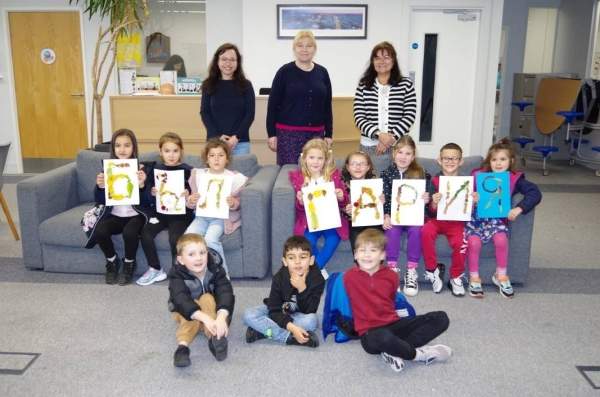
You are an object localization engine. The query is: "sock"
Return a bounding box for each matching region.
[493,232,509,276]
[124,258,134,263]
[387,261,397,269]
[469,273,480,281]
[407,261,418,271]
[414,348,426,361]
[107,255,117,262]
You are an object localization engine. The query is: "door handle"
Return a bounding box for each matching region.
[70,93,85,97]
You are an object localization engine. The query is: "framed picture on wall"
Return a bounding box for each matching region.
[146,32,170,63]
[277,4,368,39]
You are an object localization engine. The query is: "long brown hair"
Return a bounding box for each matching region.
[359,41,403,88]
[299,138,335,185]
[342,151,377,186]
[481,137,518,172]
[202,43,249,95]
[110,128,138,159]
[158,132,184,163]
[392,135,424,179]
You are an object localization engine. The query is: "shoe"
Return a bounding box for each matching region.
[118,260,136,286]
[208,336,228,361]
[492,274,514,298]
[105,257,120,285]
[468,278,484,298]
[403,269,419,297]
[245,327,267,344]
[320,268,329,280]
[447,276,466,297]
[173,345,191,367]
[136,268,167,286]
[424,263,445,293]
[417,344,452,365]
[381,352,405,372]
[286,331,319,348]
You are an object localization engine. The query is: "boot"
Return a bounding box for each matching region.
[118,259,136,286]
[105,257,120,285]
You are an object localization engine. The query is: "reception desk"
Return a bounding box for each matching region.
[110,95,361,163]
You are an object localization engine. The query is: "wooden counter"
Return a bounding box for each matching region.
[110,95,361,163]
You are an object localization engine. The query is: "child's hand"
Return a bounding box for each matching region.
[290,272,307,293]
[383,214,392,230]
[287,323,309,344]
[203,318,218,336]
[151,187,157,196]
[345,203,352,216]
[187,193,200,208]
[335,188,344,201]
[432,192,442,205]
[472,192,479,204]
[226,196,235,208]
[507,207,523,221]
[182,189,190,198]
[137,169,146,188]
[296,190,304,204]
[96,172,105,188]
[379,194,385,204]
[422,191,430,204]
[214,316,229,339]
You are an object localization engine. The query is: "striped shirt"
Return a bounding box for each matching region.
[353,78,417,145]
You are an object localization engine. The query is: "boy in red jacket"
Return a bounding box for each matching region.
[344,228,452,372]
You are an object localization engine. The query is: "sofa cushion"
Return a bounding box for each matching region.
[76,150,110,203]
[40,203,93,247]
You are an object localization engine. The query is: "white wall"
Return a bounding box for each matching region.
[0,0,116,173]
[206,0,243,61]
[523,7,558,73]
[553,0,596,75]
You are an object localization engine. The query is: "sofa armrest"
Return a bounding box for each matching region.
[17,163,79,269]
[508,193,536,283]
[240,164,279,278]
[271,165,297,274]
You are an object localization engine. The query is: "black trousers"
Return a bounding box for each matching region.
[95,214,145,260]
[140,213,191,270]
[360,311,449,360]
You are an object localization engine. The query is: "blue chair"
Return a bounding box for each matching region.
[556,110,585,165]
[511,101,535,166]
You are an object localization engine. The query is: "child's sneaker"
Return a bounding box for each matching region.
[424,263,445,293]
[447,276,466,297]
[468,278,484,298]
[136,267,167,286]
[208,336,228,361]
[381,352,405,372]
[173,345,191,367]
[245,327,267,344]
[403,268,419,297]
[320,268,329,280]
[417,344,452,365]
[105,257,120,285]
[492,274,514,298]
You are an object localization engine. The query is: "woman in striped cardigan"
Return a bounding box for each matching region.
[353,42,417,159]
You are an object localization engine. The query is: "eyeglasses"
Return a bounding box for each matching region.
[349,161,368,167]
[441,157,461,163]
[374,56,393,63]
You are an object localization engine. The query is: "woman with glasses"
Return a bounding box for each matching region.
[266,30,333,165]
[354,41,417,160]
[201,43,255,155]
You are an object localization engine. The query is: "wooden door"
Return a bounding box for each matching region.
[9,11,87,159]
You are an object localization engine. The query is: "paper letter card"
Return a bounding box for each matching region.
[104,159,140,206]
[476,172,510,218]
[350,179,384,227]
[391,179,425,226]
[195,173,233,219]
[302,182,341,232]
[437,176,474,221]
[155,169,186,215]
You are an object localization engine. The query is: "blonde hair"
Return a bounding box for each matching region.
[176,233,207,255]
[355,228,387,251]
[293,30,317,49]
[159,131,184,163]
[392,135,424,179]
[299,138,335,185]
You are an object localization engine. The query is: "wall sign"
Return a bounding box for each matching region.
[40,48,56,64]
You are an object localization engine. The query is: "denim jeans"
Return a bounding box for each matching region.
[243,304,318,343]
[232,142,251,155]
[186,216,228,274]
[303,228,341,269]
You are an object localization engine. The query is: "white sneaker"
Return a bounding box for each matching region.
[381,352,405,372]
[403,269,419,297]
[424,263,445,293]
[320,268,329,280]
[417,344,452,365]
[448,276,466,297]
[136,268,167,286]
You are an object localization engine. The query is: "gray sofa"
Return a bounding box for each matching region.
[18,150,279,278]
[271,155,537,284]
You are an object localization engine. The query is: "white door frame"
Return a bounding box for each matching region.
[400,0,503,156]
[1,5,91,173]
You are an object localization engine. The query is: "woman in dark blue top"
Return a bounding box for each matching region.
[201,43,255,155]
[266,30,333,165]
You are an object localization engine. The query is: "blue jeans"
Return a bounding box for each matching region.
[303,228,341,270]
[186,216,228,274]
[232,142,250,155]
[243,304,318,343]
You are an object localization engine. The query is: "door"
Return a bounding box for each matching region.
[408,9,481,157]
[9,11,87,160]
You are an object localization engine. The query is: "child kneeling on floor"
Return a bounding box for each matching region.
[243,236,325,348]
[344,228,452,372]
[168,233,234,367]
